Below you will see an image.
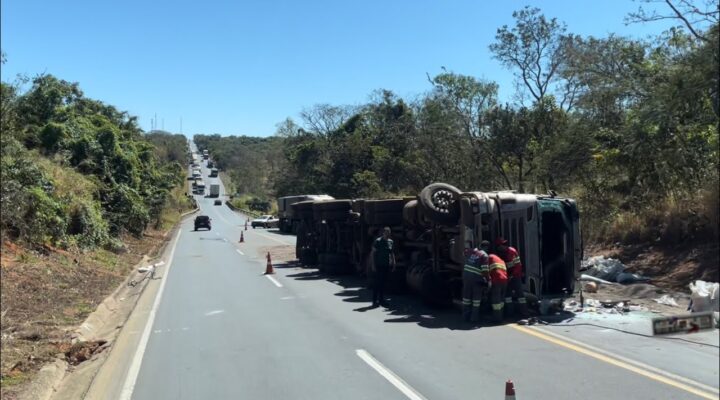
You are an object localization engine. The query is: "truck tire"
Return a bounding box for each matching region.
[418,183,461,225]
[403,200,419,226]
[318,252,349,275]
[300,248,317,266]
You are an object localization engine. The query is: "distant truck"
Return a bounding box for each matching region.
[277,194,335,233]
[194,180,206,195]
[209,183,220,198]
[209,168,219,177]
[203,149,209,160]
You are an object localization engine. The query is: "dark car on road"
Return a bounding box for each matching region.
[194,215,211,231]
[214,199,222,206]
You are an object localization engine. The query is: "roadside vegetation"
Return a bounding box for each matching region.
[200,5,718,251]
[0,64,194,395]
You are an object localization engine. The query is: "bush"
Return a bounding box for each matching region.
[67,200,110,248]
[24,187,67,245]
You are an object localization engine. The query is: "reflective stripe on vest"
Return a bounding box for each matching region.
[464,265,488,275]
[507,256,520,268]
[489,262,506,271]
[488,254,506,272]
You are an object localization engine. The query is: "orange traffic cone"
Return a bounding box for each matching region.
[239,231,244,243]
[505,380,516,400]
[264,252,274,275]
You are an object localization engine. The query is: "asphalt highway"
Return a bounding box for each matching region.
[98,155,720,400]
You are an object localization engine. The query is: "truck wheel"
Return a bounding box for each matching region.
[418,183,461,225]
[403,200,419,226]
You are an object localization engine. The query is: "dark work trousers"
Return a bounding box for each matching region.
[372,266,390,305]
[505,276,524,315]
[462,273,488,322]
[490,281,507,322]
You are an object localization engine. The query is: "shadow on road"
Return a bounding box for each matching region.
[264,228,296,237]
[284,265,494,331]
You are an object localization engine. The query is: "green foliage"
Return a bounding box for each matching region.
[0,73,188,248]
[24,187,67,245]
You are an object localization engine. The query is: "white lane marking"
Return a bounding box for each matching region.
[254,231,293,245]
[356,349,427,400]
[212,208,235,226]
[205,310,225,316]
[265,275,283,288]
[153,329,162,334]
[280,296,295,300]
[181,327,189,331]
[236,249,245,256]
[120,229,182,400]
[533,326,720,395]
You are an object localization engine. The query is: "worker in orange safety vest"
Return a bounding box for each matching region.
[495,237,527,317]
[487,251,508,323]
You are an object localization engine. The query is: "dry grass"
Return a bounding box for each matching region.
[0,225,172,398]
[586,186,718,246]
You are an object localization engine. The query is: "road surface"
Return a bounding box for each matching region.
[85,154,720,400]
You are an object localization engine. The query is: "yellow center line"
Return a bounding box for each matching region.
[511,325,718,400]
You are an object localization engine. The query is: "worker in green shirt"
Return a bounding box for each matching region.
[371,226,396,307]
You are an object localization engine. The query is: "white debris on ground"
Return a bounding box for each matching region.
[689,280,720,327]
[654,294,680,307]
[563,298,649,314]
[581,255,651,284]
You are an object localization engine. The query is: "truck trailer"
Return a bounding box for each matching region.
[209,183,220,198]
[292,183,581,308]
[277,194,335,233]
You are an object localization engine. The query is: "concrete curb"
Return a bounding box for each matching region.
[16,360,67,400]
[40,213,195,400]
[180,207,200,218]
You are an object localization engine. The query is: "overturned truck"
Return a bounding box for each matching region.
[293,183,581,306]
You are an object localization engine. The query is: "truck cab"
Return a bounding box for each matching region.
[459,192,581,301]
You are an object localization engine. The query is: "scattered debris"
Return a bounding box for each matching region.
[689,280,720,313]
[583,282,598,293]
[580,274,615,285]
[582,256,626,282]
[654,295,680,307]
[64,340,108,366]
[617,272,652,284]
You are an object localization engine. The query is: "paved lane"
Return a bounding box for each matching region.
[116,152,719,400]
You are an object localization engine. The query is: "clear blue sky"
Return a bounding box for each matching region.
[1,0,678,137]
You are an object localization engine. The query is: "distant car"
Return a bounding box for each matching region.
[251,215,279,229]
[194,215,212,231]
[214,199,222,206]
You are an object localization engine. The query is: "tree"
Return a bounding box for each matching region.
[428,71,509,188]
[626,0,719,42]
[489,7,572,108]
[300,104,355,136]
